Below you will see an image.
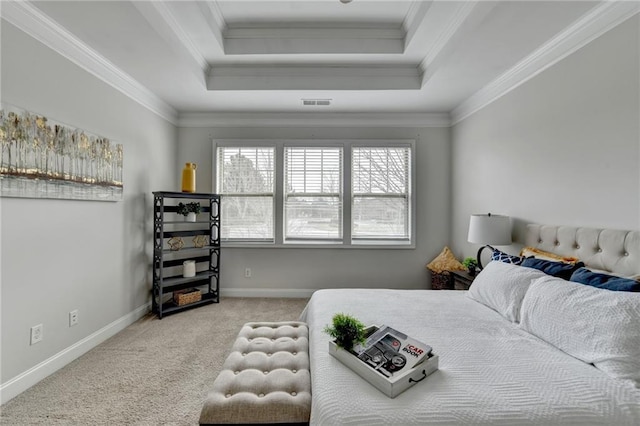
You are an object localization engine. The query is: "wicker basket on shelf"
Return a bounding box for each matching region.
[173,288,202,306]
[426,246,465,290]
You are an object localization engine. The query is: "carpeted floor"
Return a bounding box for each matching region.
[0,297,309,425]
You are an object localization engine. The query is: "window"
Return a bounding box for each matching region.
[214,140,414,247]
[284,147,342,241]
[352,147,411,241]
[216,146,275,241]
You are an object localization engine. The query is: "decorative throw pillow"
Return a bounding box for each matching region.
[426,246,465,274]
[570,267,640,292]
[467,261,547,323]
[520,276,640,387]
[520,246,580,264]
[581,267,640,282]
[491,248,524,265]
[521,257,584,280]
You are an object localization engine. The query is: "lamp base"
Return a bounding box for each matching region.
[476,245,495,270]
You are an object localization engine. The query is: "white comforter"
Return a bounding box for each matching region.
[300,289,640,426]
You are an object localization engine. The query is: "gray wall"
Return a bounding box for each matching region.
[177,126,451,294]
[4,4,638,405]
[1,23,177,384]
[451,15,640,259]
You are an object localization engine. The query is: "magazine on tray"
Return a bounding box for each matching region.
[351,325,433,378]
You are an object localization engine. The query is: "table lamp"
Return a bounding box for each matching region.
[467,213,512,269]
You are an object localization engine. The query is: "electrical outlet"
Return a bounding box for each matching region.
[69,310,79,327]
[244,268,252,278]
[30,324,43,345]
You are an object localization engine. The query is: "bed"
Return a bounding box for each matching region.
[300,224,640,425]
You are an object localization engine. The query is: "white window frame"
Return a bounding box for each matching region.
[351,144,412,244]
[214,142,277,244]
[213,139,416,249]
[284,144,344,243]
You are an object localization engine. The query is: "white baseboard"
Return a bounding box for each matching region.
[0,302,151,405]
[221,288,316,298]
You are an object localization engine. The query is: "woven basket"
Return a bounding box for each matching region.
[430,271,453,290]
[173,288,202,306]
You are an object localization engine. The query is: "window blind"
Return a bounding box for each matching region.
[284,147,342,240]
[352,146,411,240]
[217,147,275,241]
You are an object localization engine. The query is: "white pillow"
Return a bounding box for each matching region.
[520,276,640,387]
[466,261,548,322]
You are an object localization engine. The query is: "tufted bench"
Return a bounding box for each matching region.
[199,321,311,425]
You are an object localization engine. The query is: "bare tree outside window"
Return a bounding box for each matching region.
[218,147,274,241]
[215,141,413,245]
[284,147,342,240]
[352,147,410,240]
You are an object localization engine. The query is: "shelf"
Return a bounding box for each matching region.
[160,271,218,290]
[159,229,211,238]
[161,206,214,214]
[161,220,211,225]
[158,292,219,318]
[153,191,220,319]
[153,191,220,200]
[162,280,215,294]
[162,255,211,268]
[160,245,219,254]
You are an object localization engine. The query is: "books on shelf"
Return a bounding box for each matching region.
[351,325,433,378]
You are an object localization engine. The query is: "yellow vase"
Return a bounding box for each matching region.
[181,162,197,193]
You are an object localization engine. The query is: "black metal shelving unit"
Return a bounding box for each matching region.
[152,191,220,319]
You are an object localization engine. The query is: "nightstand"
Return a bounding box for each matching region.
[449,270,476,290]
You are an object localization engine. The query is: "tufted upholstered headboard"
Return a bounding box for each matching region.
[525,224,640,277]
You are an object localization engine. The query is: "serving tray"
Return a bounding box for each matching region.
[328,325,439,398]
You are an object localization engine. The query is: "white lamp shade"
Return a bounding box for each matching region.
[467,214,512,245]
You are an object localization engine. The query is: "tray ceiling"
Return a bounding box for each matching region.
[5,1,638,124]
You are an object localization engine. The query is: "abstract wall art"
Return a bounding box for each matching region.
[0,105,123,201]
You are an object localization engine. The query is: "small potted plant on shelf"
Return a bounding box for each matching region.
[323,313,367,351]
[177,202,202,222]
[462,257,478,276]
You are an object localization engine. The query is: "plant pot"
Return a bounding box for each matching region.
[185,212,197,222]
[468,266,476,276]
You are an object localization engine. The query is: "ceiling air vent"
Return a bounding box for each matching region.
[301,99,332,106]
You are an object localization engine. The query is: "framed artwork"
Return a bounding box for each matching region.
[0,105,123,201]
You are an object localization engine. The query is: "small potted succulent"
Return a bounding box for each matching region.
[323,313,367,351]
[462,257,478,276]
[177,202,201,222]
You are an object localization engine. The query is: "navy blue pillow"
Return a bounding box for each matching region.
[570,267,640,292]
[521,257,584,280]
[491,249,524,265]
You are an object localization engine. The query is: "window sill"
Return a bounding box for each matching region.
[221,241,415,250]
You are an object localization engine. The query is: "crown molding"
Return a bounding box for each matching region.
[225,26,403,40]
[177,112,451,128]
[133,1,209,73]
[205,0,227,32]
[224,25,404,55]
[4,0,634,130]
[451,1,640,125]
[419,1,480,73]
[1,1,178,125]
[403,0,432,50]
[208,65,422,90]
[199,1,226,52]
